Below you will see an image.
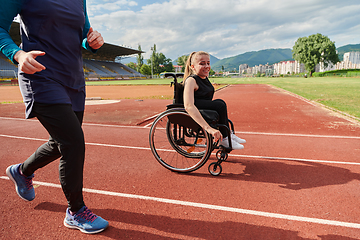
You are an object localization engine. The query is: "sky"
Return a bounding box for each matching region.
[86,0,360,61]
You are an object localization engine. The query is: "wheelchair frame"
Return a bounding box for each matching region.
[149,73,236,176]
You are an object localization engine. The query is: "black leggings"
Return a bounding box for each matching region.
[194,98,229,138]
[21,103,85,212]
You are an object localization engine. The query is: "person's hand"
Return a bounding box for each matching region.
[87,27,104,50]
[206,127,222,142]
[14,50,46,74]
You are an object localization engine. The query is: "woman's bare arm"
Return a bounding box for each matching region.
[183,77,222,141]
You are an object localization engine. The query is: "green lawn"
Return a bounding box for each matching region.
[213,77,360,119]
[86,76,360,120]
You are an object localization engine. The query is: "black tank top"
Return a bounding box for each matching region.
[191,75,214,100]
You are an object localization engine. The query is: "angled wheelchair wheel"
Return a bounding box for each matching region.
[208,162,222,176]
[149,109,213,173]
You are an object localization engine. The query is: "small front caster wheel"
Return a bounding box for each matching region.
[216,150,228,161]
[208,162,222,176]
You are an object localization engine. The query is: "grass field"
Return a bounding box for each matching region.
[86,76,360,120]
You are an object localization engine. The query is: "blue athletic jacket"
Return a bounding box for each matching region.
[0,0,95,118]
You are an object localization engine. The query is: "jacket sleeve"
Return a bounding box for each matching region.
[0,0,23,63]
[82,0,97,53]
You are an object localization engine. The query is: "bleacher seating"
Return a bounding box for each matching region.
[1,21,146,81]
[0,53,17,78]
[1,53,145,80]
[83,59,145,80]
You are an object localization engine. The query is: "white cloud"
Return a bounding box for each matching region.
[87,0,138,14]
[87,0,360,61]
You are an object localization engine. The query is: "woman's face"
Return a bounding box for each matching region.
[191,54,210,79]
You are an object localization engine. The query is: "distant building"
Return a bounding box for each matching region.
[344,52,360,64]
[273,60,304,75]
[238,51,360,76]
[239,64,248,73]
[319,51,360,72]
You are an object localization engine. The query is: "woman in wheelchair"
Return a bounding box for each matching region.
[183,51,246,150]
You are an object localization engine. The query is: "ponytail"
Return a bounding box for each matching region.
[183,51,210,81]
[183,51,197,81]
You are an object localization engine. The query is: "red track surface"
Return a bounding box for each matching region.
[1,84,360,239]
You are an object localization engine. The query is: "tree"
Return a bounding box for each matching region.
[176,55,189,72]
[147,44,174,75]
[136,44,143,72]
[161,59,174,73]
[126,62,137,70]
[157,53,174,73]
[292,33,339,76]
[140,64,151,76]
[150,44,156,77]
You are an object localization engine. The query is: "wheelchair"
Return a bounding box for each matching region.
[149,73,237,176]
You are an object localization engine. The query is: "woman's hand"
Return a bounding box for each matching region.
[205,127,222,142]
[14,50,46,74]
[87,27,104,50]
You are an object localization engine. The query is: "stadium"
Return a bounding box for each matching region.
[2,17,360,240]
[0,22,145,82]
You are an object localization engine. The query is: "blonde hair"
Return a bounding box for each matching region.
[183,51,210,80]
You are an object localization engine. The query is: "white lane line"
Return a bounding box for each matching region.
[237,131,360,140]
[87,141,150,151]
[229,154,360,166]
[1,116,360,139]
[1,176,360,229]
[0,117,147,129]
[144,122,154,128]
[0,134,47,142]
[1,134,359,166]
[0,117,37,121]
[83,122,147,129]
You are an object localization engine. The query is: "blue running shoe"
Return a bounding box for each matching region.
[64,206,109,234]
[6,163,35,201]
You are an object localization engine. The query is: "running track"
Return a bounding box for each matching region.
[1,84,360,239]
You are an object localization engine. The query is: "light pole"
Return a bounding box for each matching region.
[150,47,154,79]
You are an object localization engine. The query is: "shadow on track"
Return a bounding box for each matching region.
[188,158,360,190]
[35,202,357,240]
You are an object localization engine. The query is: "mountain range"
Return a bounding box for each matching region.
[210,48,292,71]
[121,43,360,71]
[210,43,360,71]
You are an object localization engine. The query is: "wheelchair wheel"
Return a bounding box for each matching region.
[149,109,213,173]
[208,162,222,176]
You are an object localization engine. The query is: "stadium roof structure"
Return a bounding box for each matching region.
[9,22,143,61]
